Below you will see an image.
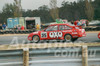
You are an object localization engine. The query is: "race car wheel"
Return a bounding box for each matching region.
[33,35,40,43]
[98,33,100,39]
[64,34,72,42]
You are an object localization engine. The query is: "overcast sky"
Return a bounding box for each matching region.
[0,0,77,11]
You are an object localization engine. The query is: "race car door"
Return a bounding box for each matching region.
[58,25,72,39]
[41,25,58,40]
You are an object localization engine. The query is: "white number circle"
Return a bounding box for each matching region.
[49,32,54,38]
[58,32,62,37]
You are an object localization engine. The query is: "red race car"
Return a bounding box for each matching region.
[98,33,100,39]
[28,23,86,43]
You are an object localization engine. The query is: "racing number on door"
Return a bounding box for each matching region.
[41,32,47,38]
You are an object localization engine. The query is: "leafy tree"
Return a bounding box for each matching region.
[0,0,100,24]
[0,3,16,23]
[93,0,100,20]
[14,0,22,17]
[38,5,53,23]
[59,1,86,21]
[50,0,59,21]
[85,0,94,20]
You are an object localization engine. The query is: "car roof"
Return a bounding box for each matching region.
[50,23,71,26]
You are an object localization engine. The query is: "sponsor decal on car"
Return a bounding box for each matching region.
[49,32,62,38]
[72,32,78,34]
[62,30,72,32]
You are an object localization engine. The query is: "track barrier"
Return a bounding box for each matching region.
[0,43,100,66]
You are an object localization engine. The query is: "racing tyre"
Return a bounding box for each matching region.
[33,35,40,43]
[46,40,50,43]
[72,38,78,42]
[64,34,72,42]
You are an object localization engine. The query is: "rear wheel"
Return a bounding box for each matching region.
[64,34,72,42]
[33,35,40,43]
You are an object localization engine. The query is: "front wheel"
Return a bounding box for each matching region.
[33,35,40,43]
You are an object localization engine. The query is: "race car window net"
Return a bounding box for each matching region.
[59,25,72,30]
[75,27,79,29]
[45,25,58,31]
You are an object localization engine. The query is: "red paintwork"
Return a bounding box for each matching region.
[98,33,100,39]
[28,23,86,41]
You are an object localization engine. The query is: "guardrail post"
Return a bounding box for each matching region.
[82,46,88,66]
[23,48,29,66]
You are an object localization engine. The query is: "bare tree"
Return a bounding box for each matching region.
[50,0,59,21]
[14,0,22,17]
[85,0,94,20]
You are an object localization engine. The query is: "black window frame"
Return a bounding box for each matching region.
[45,25,58,31]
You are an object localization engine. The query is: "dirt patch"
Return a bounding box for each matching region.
[86,31,100,33]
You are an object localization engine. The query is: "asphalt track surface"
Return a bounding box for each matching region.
[0,32,100,45]
[0,32,100,66]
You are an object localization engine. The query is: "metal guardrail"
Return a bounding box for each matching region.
[0,43,100,66]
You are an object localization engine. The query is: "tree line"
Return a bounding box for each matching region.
[0,0,100,24]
